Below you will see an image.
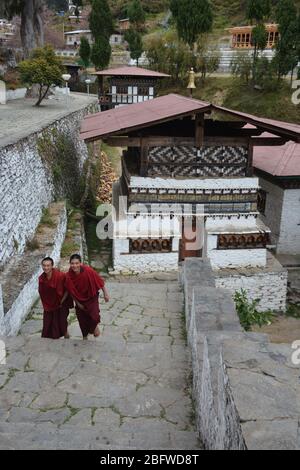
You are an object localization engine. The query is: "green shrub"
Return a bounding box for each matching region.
[26,238,40,251]
[40,208,55,227]
[234,289,274,331]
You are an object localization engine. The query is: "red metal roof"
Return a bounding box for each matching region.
[254,141,300,177]
[80,93,300,144]
[214,105,300,141]
[92,66,170,78]
[80,94,211,141]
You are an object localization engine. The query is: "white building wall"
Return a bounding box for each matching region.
[206,233,267,269]
[259,177,300,255]
[277,188,300,255]
[258,177,284,246]
[113,237,180,274]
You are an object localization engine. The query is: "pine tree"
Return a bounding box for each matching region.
[89,0,114,41]
[91,36,111,70]
[273,0,298,82]
[127,0,146,31]
[170,0,213,49]
[79,36,91,68]
[89,0,113,70]
[125,28,143,65]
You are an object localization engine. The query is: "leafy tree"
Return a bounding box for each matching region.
[19,45,64,106]
[196,43,220,82]
[0,0,44,58]
[170,0,213,49]
[231,52,252,84]
[144,31,192,82]
[79,36,91,68]
[89,0,114,41]
[90,36,111,70]
[127,0,146,31]
[125,28,143,65]
[273,0,298,82]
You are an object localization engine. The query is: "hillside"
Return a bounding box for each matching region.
[159,77,300,125]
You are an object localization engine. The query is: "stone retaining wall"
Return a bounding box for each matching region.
[0,101,96,267]
[0,202,67,336]
[182,258,300,450]
[214,252,288,312]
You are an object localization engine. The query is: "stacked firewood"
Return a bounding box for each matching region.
[97,150,118,204]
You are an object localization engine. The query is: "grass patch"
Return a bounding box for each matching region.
[61,241,80,259]
[286,304,300,319]
[40,208,55,228]
[26,238,40,251]
[159,76,300,124]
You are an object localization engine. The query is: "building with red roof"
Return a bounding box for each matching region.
[81,94,300,311]
[253,138,300,256]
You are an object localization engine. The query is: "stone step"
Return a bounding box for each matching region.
[0,422,201,450]
[0,278,198,450]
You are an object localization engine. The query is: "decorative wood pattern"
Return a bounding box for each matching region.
[129,238,172,253]
[148,145,248,177]
[217,232,270,250]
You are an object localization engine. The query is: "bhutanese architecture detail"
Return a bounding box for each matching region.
[92,66,170,111]
[80,93,300,310]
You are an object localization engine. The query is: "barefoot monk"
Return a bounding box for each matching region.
[65,254,109,339]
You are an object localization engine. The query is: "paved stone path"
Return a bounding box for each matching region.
[0,281,201,450]
[0,93,97,149]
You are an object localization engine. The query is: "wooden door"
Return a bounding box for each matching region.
[179,217,202,261]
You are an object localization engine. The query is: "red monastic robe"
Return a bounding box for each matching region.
[38,268,72,339]
[65,265,105,337]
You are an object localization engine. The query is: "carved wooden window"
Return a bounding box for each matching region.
[217,233,270,250]
[117,85,128,94]
[129,238,172,253]
[138,86,149,96]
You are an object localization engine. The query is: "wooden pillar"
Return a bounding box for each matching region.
[195,114,204,148]
[140,138,149,176]
[247,139,254,176]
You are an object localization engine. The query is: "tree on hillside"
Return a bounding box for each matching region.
[144,31,193,82]
[246,0,271,84]
[0,0,44,58]
[170,0,213,49]
[273,0,299,82]
[89,0,114,40]
[90,36,111,70]
[89,0,113,69]
[246,0,270,22]
[19,45,64,106]
[79,36,91,68]
[127,0,146,31]
[125,28,143,65]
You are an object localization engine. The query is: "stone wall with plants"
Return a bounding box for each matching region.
[182,258,299,450]
[0,102,96,267]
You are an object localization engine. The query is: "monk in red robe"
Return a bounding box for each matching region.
[65,254,109,339]
[38,257,73,339]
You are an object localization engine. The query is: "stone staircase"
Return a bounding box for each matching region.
[0,280,202,450]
